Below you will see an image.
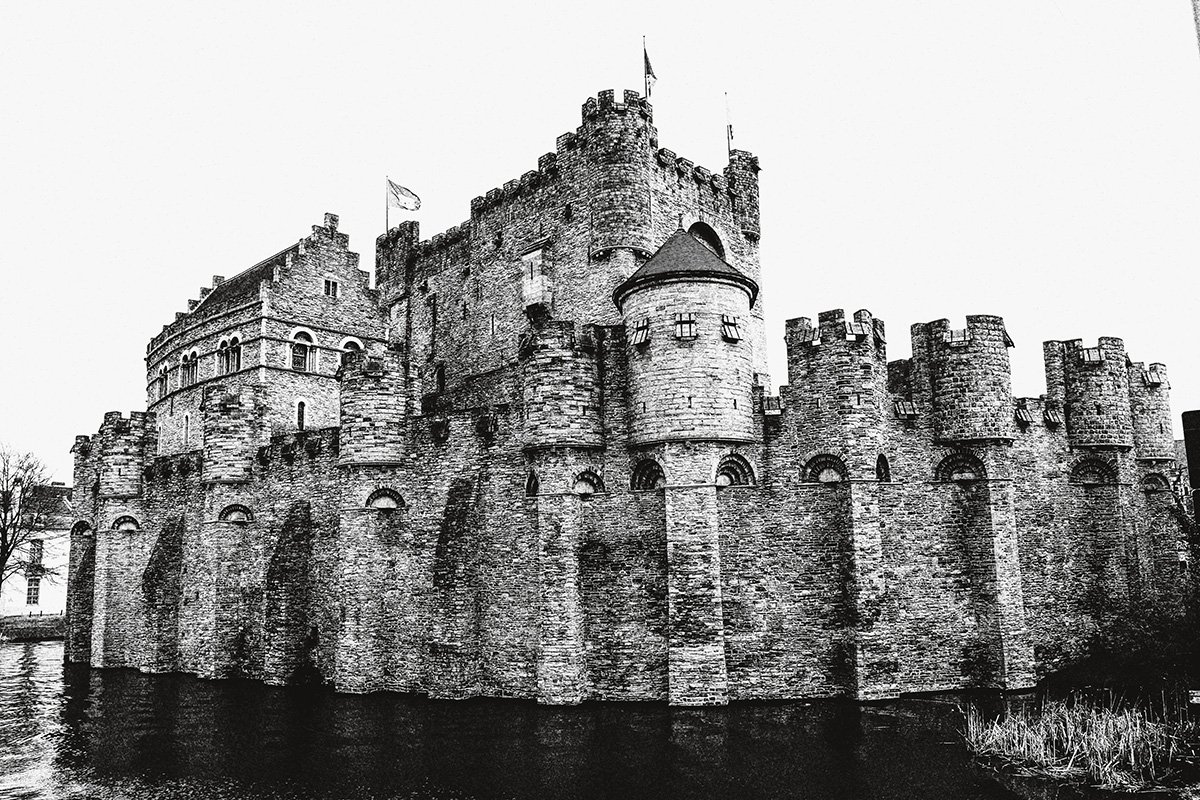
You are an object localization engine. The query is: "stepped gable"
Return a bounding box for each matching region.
[612,228,759,309]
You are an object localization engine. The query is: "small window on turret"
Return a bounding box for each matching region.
[674,313,697,340]
[1080,347,1103,364]
[721,315,741,342]
[632,318,650,346]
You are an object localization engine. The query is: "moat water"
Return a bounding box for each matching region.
[0,641,1021,800]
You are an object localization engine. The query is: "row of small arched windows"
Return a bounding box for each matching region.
[525,454,758,497]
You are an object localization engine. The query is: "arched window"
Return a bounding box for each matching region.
[183,414,190,445]
[181,351,198,386]
[936,452,986,483]
[228,336,241,372]
[573,470,604,497]
[525,471,539,497]
[803,454,846,484]
[70,520,93,537]
[296,401,306,431]
[434,363,446,393]
[157,366,168,399]
[365,488,404,509]
[217,339,230,375]
[1070,458,1115,486]
[112,515,140,532]
[876,454,891,483]
[219,504,253,523]
[631,459,666,490]
[688,221,725,258]
[340,339,362,365]
[292,332,315,372]
[717,454,756,486]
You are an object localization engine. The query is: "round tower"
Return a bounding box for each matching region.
[783,308,888,476]
[1127,360,1173,460]
[338,349,407,466]
[914,315,1013,442]
[615,229,758,446]
[583,90,655,262]
[1051,337,1133,449]
[201,385,262,483]
[97,411,151,498]
[518,321,603,451]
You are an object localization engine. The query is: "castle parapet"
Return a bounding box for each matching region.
[912,315,1013,442]
[1128,361,1173,461]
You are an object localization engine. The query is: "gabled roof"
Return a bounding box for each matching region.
[613,229,758,309]
[190,244,294,318]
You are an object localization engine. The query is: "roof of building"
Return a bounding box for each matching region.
[190,244,294,318]
[612,229,759,309]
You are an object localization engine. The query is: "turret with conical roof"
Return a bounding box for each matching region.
[617,229,759,447]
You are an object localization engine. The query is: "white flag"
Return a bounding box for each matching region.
[387,179,421,211]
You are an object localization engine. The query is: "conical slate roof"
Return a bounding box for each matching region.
[613,229,759,309]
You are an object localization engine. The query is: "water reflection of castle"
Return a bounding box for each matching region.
[65,90,1188,705]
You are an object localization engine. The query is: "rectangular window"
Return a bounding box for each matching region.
[26,576,40,605]
[1080,347,1103,363]
[674,313,697,339]
[721,315,741,342]
[324,279,340,298]
[28,540,42,566]
[1015,407,1035,425]
[631,318,650,346]
[894,400,918,419]
[844,321,868,339]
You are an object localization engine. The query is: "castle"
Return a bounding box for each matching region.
[64,90,1188,705]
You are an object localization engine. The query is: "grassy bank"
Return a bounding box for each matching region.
[964,698,1199,791]
[0,613,65,641]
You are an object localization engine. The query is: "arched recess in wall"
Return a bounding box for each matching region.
[688,221,726,259]
[717,453,756,486]
[70,520,93,537]
[1140,473,1170,494]
[631,458,666,490]
[573,470,604,497]
[289,328,317,373]
[112,515,140,532]
[525,470,539,497]
[803,454,846,484]
[1069,457,1117,486]
[875,454,892,482]
[294,399,309,431]
[219,504,253,523]
[935,451,986,483]
[365,488,404,510]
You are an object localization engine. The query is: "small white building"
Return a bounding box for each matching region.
[0,483,72,617]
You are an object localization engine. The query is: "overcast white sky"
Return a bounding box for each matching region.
[3,1,1199,481]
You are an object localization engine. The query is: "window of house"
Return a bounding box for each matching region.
[25,576,39,605]
[28,540,43,565]
[324,279,340,298]
[296,401,306,431]
[631,318,650,346]
[292,332,315,372]
[674,313,697,339]
[721,315,742,342]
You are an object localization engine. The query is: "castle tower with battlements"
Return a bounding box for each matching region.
[64,90,1190,705]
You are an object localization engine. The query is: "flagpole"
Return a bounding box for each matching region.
[725,92,732,156]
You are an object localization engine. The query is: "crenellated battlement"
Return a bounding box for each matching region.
[1044,337,1134,449]
[519,319,602,450]
[911,314,1014,442]
[339,348,406,466]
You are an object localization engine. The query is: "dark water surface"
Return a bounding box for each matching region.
[0,641,1017,799]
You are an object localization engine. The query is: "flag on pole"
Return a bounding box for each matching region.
[387,179,421,211]
[643,42,657,97]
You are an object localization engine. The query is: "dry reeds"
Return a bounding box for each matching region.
[963,696,1199,790]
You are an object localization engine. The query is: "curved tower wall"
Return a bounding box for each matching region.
[912,315,1013,442]
[518,321,603,450]
[1045,337,1133,448]
[338,349,407,465]
[585,90,654,260]
[1127,361,1174,460]
[622,278,754,445]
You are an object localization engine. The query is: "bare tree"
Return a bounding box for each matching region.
[0,446,64,599]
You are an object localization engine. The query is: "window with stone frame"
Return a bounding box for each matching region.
[323,278,340,298]
[674,312,697,340]
[292,332,315,372]
[721,315,742,342]
[340,339,362,366]
[25,575,39,605]
[296,400,306,431]
[227,336,241,373]
[157,366,168,399]
[181,351,198,385]
[631,318,650,346]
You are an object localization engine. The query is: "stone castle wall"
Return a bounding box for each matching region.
[64,90,1190,705]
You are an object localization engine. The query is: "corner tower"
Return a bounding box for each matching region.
[614,229,759,706]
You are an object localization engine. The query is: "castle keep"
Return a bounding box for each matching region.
[65,90,1188,705]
